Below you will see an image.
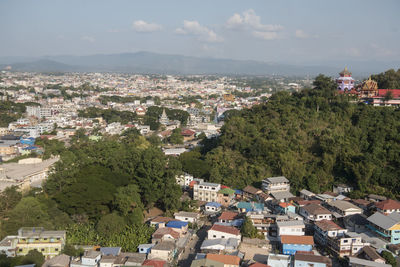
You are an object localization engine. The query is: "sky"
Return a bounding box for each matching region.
[0,0,399,65]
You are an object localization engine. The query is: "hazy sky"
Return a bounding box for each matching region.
[1,0,399,64]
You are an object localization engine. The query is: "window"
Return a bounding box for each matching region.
[55,248,59,251]
[221,236,225,238]
[343,240,348,243]
[41,248,45,252]
[213,235,216,238]
[19,249,23,252]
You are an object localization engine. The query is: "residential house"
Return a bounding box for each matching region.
[280,235,314,255]
[205,254,240,267]
[70,251,101,267]
[293,254,332,267]
[175,173,193,188]
[193,181,221,202]
[299,203,332,222]
[217,187,235,207]
[375,199,400,215]
[174,211,200,223]
[276,220,305,236]
[357,246,386,264]
[315,194,336,203]
[100,247,121,256]
[205,202,222,213]
[366,212,400,244]
[333,184,353,194]
[242,185,263,200]
[208,224,241,241]
[149,216,177,228]
[344,214,369,233]
[299,189,315,200]
[348,257,391,267]
[200,238,239,253]
[138,244,154,254]
[152,227,180,243]
[218,211,240,224]
[99,255,116,267]
[165,221,188,235]
[277,203,296,214]
[327,200,362,217]
[351,199,372,212]
[42,254,70,267]
[368,194,387,203]
[262,176,290,194]
[124,253,147,266]
[237,202,264,213]
[314,220,368,257]
[267,254,291,267]
[147,241,177,262]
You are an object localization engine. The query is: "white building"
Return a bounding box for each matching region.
[262,176,290,194]
[276,220,305,236]
[208,224,241,241]
[175,173,193,188]
[193,180,221,202]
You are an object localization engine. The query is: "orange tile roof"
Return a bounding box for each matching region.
[279,202,293,208]
[281,235,314,245]
[218,211,239,221]
[206,254,240,265]
[375,199,400,211]
[210,224,240,235]
[142,259,166,267]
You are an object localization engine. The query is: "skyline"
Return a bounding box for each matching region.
[1,0,400,67]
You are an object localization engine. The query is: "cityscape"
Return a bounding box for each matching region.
[0,1,400,267]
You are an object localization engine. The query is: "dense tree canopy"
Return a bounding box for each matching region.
[180,75,400,198]
[371,69,400,89]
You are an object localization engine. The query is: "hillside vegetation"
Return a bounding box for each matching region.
[180,74,400,198]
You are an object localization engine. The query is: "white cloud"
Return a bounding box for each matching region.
[175,20,223,43]
[81,35,95,43]
[226,9,283,40]
[252,31,279,40]
[132,20,162,33]
[295,29,308,39]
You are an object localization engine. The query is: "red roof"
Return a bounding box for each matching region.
[279,202,294,208]
[142,259,166,267]
[377,89,400,98]
[218,211,239,221]
[181,129,196,136]
[296,200,321,206]
[281,235,314,245]
[210,224,240,235]
[206,254,240,265]
[152,227,180,239]
[375,199,400,211]
[314,220,342,231]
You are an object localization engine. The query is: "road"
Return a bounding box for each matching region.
[177,225,209,266]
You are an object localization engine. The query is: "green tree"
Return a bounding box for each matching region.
[96,213,127,238]
[241,216,259,238]
[382,251,396,267]
[19,250,45,267]
[0,186,22,217]
[168,128,184,144]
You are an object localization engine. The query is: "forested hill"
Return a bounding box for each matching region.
[180,75,400,198]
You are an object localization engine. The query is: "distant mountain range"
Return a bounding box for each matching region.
[0,51,398,76]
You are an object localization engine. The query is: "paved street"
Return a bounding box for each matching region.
[177,225,208,266]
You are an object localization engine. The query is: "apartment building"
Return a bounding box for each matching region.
[193,180,221,202]
[262,176,290,194]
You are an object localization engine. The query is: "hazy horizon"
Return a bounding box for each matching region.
[1,0,399,67]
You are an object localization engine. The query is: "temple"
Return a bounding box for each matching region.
[336,67,355,91]
[159,109,169,125]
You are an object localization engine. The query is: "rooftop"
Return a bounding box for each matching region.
[210,224,240,235]
[375,199,400,211]
[264,176,289,184]
[281,235,314,245]
[314,220,343,231]
[206,253,240,265]
[294,254,332,265]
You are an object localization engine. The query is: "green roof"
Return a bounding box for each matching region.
[218,188,235,195]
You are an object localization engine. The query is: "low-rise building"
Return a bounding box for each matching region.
[375,199,400,215]
[299,203,332,222]
[147,241,177,262]
[366,212,400,244]
[205,202,222,213]
[208,224,241,241]
[276,220,305,236]
[327,200,362,217]
[262,176,290,194]
[280,235,314,255]
[174,211,200,223]
[293,254,332,267]
[314,220,368,257]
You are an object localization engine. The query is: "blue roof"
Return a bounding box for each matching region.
[237,202,264,211]
[166,221,189,228]
[23,146,38,150]
[206,202,221,208]
[235,189,242,194]
[100,247,121,256]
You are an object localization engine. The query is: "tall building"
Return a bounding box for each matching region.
[336,67,355,91]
